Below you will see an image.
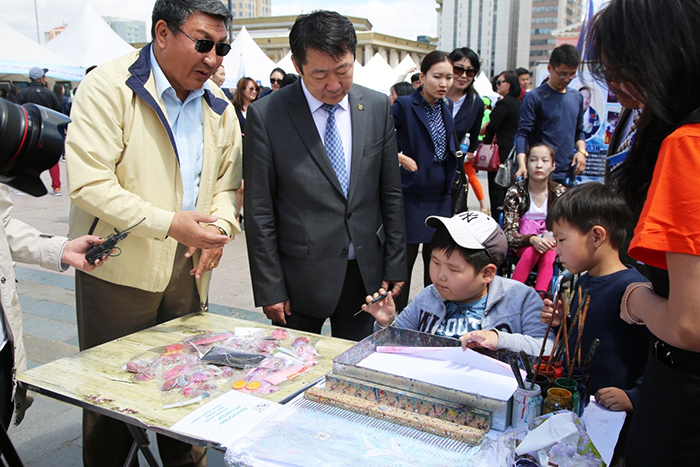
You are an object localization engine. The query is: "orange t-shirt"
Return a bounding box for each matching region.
[629,123,700,269]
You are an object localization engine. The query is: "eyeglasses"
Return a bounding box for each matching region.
[553,68,577,81]
[495,80,505,86]
[270,78,283,85]
[453,65,477,78]
[174,26,231,57]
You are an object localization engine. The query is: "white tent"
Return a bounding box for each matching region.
[44,1,134,68]
[0,19,83,82]
[355,53,395,94]
[222,27,276,89]
[474,71,499,103]
[393,54,418,82]
[275,52,295,75]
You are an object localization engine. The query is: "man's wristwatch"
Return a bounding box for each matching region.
[576,148,589,158]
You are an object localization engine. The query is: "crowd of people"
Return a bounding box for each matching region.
[1,0,699,465]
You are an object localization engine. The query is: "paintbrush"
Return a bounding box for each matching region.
[510,358,525,389]
[583,338,601,368]
[519,350,534,383]
[564,288,587,368]
[530,307,557,391]
[546,288,574,371]
[546,318,564,372]
[567,295,591,384]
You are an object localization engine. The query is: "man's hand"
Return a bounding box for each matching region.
[167,211,230,250]
[530,235,556,254]
[572,150,587,175]
[183,225,226,279]
[595,387,633,412]
[398,153,418,172]
[541,298,563,326]
[263,300,291,326]
[361,288,396,327]
[515,153,528,179]
[460,330,499,350]
[62,235,111,272]
[465,152,475,162]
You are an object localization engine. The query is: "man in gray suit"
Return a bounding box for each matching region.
[244,10,407,340]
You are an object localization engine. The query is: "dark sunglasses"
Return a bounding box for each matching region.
[270,78,283,85]
[174,26,231,57]
[496,80,505,86]
[453,65,477,78]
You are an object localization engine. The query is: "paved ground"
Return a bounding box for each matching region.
[5,163,487,465]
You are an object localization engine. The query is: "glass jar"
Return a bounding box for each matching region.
[512,383,542,429]
[554,377,581,415]
[542,387,573,414]
[562,367,589,414]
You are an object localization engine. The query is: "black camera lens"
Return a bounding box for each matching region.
[0,99,70,196]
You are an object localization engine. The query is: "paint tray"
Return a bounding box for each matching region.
[332,326,514,430]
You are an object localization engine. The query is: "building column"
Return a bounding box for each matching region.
[364,44,373,65]
[378,46,388,62]
[389,49,399,68]
[411,53,421,67]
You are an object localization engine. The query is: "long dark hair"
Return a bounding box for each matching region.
[587,0,700,212]
[232,77,257,112]
[492,70,520,99]
[448,47,480,96]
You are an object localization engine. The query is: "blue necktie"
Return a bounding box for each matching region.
[321,103,348,197]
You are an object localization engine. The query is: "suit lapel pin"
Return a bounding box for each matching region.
[358,104,364,111]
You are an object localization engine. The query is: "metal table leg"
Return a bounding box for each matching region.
[124,424,160,467]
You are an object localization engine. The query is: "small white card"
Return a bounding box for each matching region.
[170,390,281,445]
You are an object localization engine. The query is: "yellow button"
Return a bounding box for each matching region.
[246,381,261,390]
[232,380,246,389]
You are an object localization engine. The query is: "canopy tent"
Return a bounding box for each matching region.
[44,1,134,68]
[0,19,83,82]
[355,53,395,94]
[275,52,295,75]
[221,27,276,89]
[473,71,499,104]
[393,54,418,82]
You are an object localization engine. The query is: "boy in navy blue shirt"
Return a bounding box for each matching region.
[541,182,647,412]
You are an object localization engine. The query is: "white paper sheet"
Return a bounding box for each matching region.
[580,400,626,464]
[170,390,281,446]
[357,351,518,401]
[376,345,515,378]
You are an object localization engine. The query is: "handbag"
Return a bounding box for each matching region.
[473,136,500,172]
[452,151,468,214]
[494,146,518,188]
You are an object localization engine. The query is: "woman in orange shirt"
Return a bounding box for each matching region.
[588,1,700,464]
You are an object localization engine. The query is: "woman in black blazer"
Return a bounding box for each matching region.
[482,70,521,216]
[447,47,488,214]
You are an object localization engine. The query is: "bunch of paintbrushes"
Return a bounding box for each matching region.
[521,285,598,392]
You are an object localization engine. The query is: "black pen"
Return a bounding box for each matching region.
[353,291,389,316]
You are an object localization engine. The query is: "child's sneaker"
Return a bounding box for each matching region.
[53,188,62,196]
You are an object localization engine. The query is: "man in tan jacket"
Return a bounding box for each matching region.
[65,1,241,465]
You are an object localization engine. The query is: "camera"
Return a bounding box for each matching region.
[0,99,71,196]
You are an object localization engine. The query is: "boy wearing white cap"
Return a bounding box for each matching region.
[362,211,552,355]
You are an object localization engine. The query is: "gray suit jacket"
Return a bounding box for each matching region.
[243,80,407,318]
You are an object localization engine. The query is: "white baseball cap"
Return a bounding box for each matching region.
[426,211,507,265]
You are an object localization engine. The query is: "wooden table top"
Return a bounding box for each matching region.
[17,312,355,446]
